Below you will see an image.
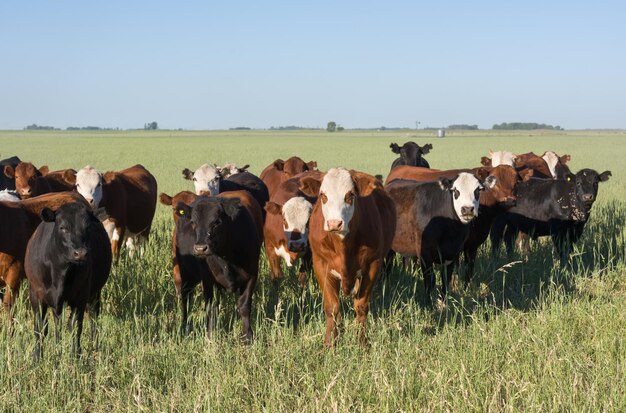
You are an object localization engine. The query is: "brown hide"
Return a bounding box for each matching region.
[260,156,317,197]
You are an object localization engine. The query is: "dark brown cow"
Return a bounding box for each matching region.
[260,156,317,197]
[3,162,75,199]
[263,171,323,284]
[65,164,157,259]
[0,192,88,313]
[299,168,396,346]
[159,190,263,296]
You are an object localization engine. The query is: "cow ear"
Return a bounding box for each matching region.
[420,143,433,154]
[351,171,379,197]
[483,175,497,190]
[39,165,49,176]
[439,177,454,191]
[63,169,77,185]
[273,160,285,171]
[159,192,173,206]
[599,171,611,182]
[175,202,192,218]
[264,201,282,215]
[222,197,242,216]
[306,161,318,171]
[182,168,194,180]
[488,149,494,157]
[390,143,401,154]
[4,165,15,178]
[560,154,571,164]
[240,164,250,172]
[299,176,322,197]
[474,167,490,181]
[519,168,534,182]
[480,157,492,167]
[40,207,56,222]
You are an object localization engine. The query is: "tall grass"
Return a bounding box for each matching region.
[0,130,625,412]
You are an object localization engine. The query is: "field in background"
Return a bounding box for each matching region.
[0,130,625,412]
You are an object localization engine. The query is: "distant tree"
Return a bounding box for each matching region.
[326,121,337,132]
[144,121,158,130]
[448,124,479,130]
[493,122,560,130]
[337,125,344,132]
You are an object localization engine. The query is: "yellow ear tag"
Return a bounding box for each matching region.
[567,176,571,181]
[179,209,185,215]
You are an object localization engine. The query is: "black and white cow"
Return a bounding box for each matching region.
[490,169,611,263]
[175,196,261,342]
[389,142,433,169]
[24,202,112,360]
[386,172,496,302]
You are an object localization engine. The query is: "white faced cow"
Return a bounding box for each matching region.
[183,164,221,196]
[481,150,517,168]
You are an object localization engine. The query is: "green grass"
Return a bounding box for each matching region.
[0,129,625,412]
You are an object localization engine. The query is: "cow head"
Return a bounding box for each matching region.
[159,191,198,223]
[541,151,571,179]
[439,172,496,223]
[573,169,611,211]
[265,197,314,253]
[182,164,222,196]
[300,167,378,238]
[390,141,432,166]
[40,202,93,265]
[274,156,317,179]
[219,163,249,178]
[484,150,517,167]
[74,166,104,207]
[485,165,520,207]
[3,162,49,199]
[176,197,241,257]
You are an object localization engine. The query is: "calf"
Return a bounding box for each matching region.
[25,202,111,359]
[182,164,269,216]
[386,173,496,302]
[299,168,396,346]
[66,164,157,259]
[490,169,610,263]
[260,156,318,197]
[0,192,88,313]
[389,141,433,169]
[175,196,261,341]
[3,162,76,199]
[263,171,322,284]
[0,155,20,190]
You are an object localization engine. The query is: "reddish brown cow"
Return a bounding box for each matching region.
[263,170,323,284]
[3,162,75,199]
[0,192,88,313]
[260,156,317,197]
[299,168,396,346]
[159,190,263,295]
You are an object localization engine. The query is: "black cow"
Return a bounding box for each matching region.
[490,169,611,263]
[175,196,261,342]
[386,173,496,303]
[389,142,433,169]
[0,156,21,190]
[24,202,112,360]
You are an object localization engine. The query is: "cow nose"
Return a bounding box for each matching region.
[288,241,306,252]
[290,231,302,240]
[193,244,209,255]
[582,194,594,202]
[461,206,474,215]
[20,188,32,197]
[327,219,343,231]
[86,198,95,206]
[73,248,87,262]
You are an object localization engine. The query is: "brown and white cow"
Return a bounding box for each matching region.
[3,162,75,199]
[480,150,517,168]
[263,171,323,284]
[260,156,318,197]
[299,167,396,346]
[65,164,157,259]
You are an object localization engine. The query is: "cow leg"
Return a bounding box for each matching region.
[420,259,436,306]
[202,279,216,338]
[490,219,506,258]
[2,261,23,317]
[237,277,256,344]
[69,306,85,357]
[314,262,341,347]
[172,259,182,296]
[440,260,456,298]
[297,249,313,287]
[88,292,102,347]
[111,225,126,262]
[516,232,530,260]
[265,243,284,281]
[31,299,48,362]
[353,260,380,346]
[463,247,478,284]
[179,283,193,336]
[502,225,517,257]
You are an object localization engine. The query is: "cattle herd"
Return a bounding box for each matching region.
[0,143,612,357]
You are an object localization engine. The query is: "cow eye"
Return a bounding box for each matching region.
[344,192,355,205]
[320,193,328,204]
[192,177,197,182]
[59,226,68,233]
[453,189,460,199]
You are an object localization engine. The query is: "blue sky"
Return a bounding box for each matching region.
[1,1,624,130]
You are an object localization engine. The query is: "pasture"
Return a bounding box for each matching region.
[1,129,625,412]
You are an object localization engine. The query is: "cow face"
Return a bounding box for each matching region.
[159,191,197,223]
[265,197,313,253]
[177,197,240,257]
[40,202,92,265]
[542,151,571,179]
[574,169,611,210]
[486,150,517,167]
[75,166,103,207]
[390,142,432,166]
[439,172,495,223]
[219,163,249,178]
[3,162,48,199]
[487,165,519,207]
[182,164,222,196]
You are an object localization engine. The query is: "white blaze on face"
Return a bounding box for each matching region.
[319,168,356,238]
[490,151,516,167]
[76,165,103,206]
[192,164,221,195]
[542,151,559,179]
[445,172,489,224]
[282,197,313,249]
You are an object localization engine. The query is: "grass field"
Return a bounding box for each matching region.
[0,129,625,412]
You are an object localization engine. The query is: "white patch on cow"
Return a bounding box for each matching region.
[112,228,121,241]
[274,245,293,267]
[330,269,342,280]
[102,219,116,240]
[191,164,221,195]
[450,172,484,224]
[282,197,313,249]
[542,151,559,179]
[319,167,355,238]
[489,151,516,167]
[76,165,103,206]
[0,190,20,202]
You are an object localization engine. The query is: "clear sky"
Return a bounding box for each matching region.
[1,1,625,130]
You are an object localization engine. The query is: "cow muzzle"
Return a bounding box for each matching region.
[582,194,594,203]
[460,206,476,221]
[326,219,343,232]
[72,248,88,263]
[193,244,209,256]
[19,188,32,198]
[288,241,307,253]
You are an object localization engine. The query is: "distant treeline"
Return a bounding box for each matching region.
[67,126,117,131]
[492,122,562,130]
[269,126,319,130]
[448,124,479,130]
[24,124,59,130]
